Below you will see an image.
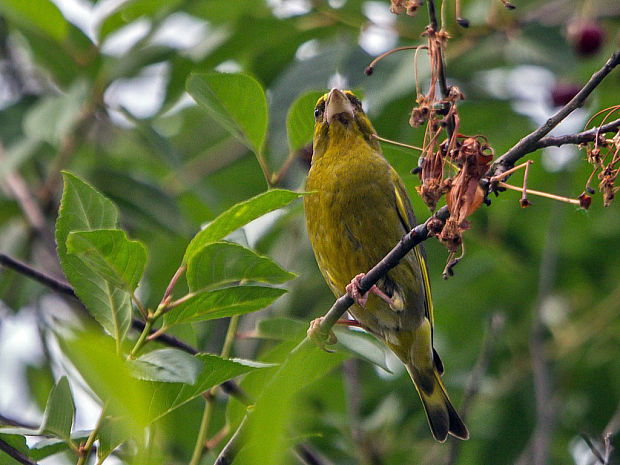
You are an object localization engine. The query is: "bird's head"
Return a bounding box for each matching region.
[312,89,378,160]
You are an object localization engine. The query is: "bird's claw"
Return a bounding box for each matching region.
[307,317,337,352]
[346,273,395,309]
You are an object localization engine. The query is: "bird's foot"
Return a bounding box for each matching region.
[346,273,395,309]
[307,317,338,351]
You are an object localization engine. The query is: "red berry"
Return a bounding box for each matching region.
[550,83,580,107]
[568,21,605,56]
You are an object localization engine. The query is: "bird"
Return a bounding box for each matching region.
[303,88,468,442]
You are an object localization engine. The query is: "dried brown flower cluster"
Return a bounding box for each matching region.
[390,0,422,16]
[581,107,620,207]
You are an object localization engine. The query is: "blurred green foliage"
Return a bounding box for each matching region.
[0,0,618,464]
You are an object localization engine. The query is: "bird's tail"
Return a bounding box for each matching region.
[405,363,469,442]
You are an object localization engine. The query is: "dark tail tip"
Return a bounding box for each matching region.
[446,401,469,440]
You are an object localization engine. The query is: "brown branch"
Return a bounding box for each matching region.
[0,438,37,465]
[534,117,620,150]
[490,48,620,177]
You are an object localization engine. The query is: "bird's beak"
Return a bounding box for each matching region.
[324,88,354,124]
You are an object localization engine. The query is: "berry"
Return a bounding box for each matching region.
[550,83,580,107]
[568,21,605,56]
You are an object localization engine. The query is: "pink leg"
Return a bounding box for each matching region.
[346,273,395,309]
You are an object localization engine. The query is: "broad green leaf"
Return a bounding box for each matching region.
[186,72,267,155]
[333,327,392,373]
[23,81,88,146]
[66,229,147,292]
[145,354,267,423]
[255,317,307,341]
[60,330,150,431]
[97,417,132,463]
[241,341,347,465]
[187,242,295,292]
[286,90,324,152]
[184,189,303,263]
[40,376,74,440]
[127,349,204,384]
[56,172,131,347]
[164,286,286,328]
[0,0,68,41]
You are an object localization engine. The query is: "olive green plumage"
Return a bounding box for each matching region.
[304,89,468,442]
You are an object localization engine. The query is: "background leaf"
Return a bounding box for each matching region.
[56,172,132,347]
[186,72,268,155]
[286,90,324,152]
[66,229,147,292]
[163,286,286,328]
[187,241,295,292]
[183,189,303,263]
[128,348,204,384]
[39,376,74,440]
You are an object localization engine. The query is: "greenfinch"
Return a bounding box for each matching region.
[304,89,468,442]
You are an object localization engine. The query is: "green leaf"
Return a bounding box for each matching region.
[56,172,131,347]
[187,242,295,292]
[186,72,267,155]
[184,189,303,263]
[97,417,129,463]
[40,376,74,440]
[60,330,151,431]
[333,327,392,373]
[0,0,68,41]
[286,90,324,152]
[164,286,286,328]
[241,341,347,465]
[255,317,307,341]
[127,349,204,384]
[145,354,267,423]
[66,229,147,292]
[23,81,88,146]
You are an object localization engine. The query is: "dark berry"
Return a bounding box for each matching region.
[568,21,605,56]
[550,82,581,107]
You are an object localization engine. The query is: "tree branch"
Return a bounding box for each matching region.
[0,438,37,465]
[490,47,620,177]
[534,117,620,150]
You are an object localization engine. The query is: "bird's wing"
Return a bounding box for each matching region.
[390,167,435,333]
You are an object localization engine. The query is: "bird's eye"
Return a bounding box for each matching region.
[314,109,320,118]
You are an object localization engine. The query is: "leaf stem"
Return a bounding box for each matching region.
[189,315,240,465]
[129,305,165,359]
[497,181,581,206]
[76,405,106,465]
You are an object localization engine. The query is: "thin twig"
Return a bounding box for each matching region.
[534,117,620,150]
[497,182,581,206]
[371,133,423,151]
[0,253,75,297]
[490,48,620,177]
[446,313,505,465]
